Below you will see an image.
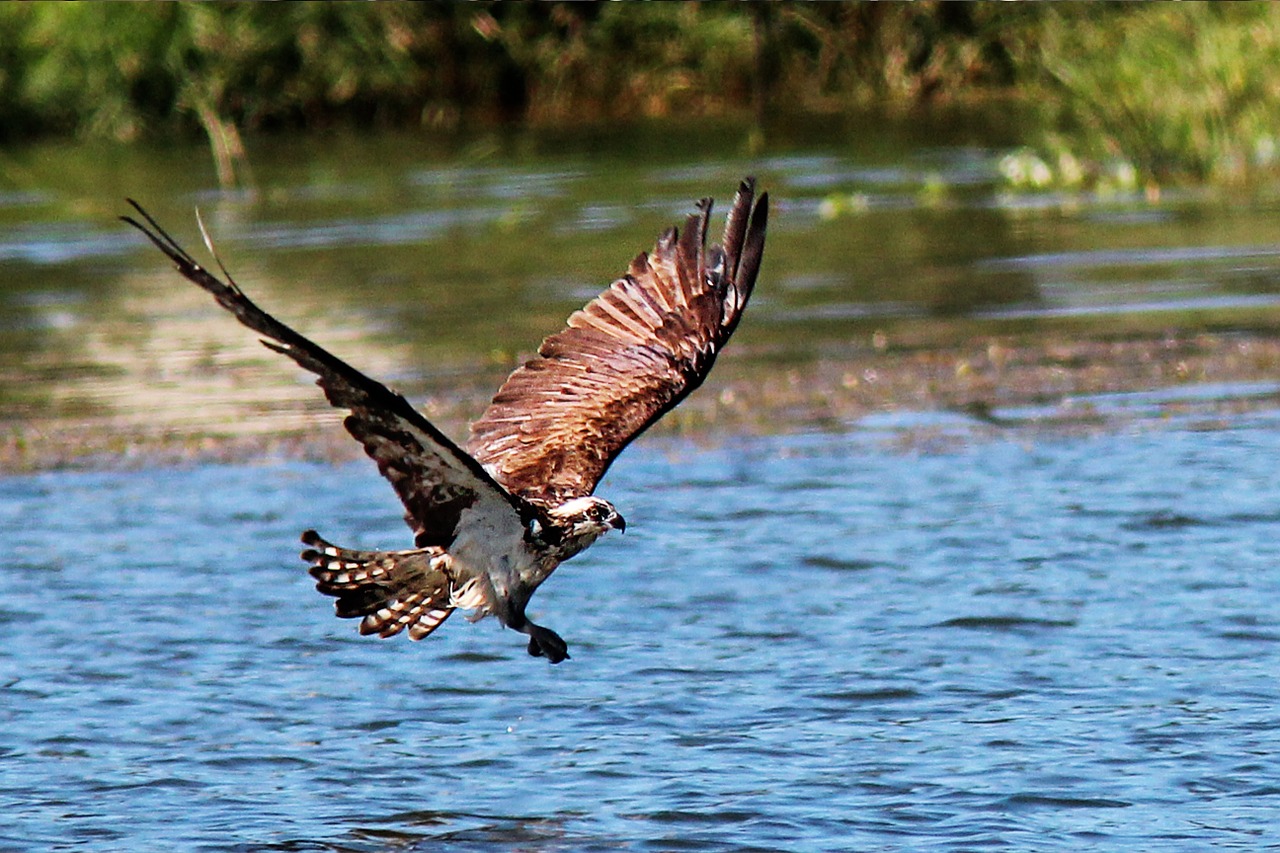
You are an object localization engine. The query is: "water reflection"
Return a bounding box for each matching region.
[6,118,1280,851]
[4,119,1280,471]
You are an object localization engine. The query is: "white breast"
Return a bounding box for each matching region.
[448,497,541,625]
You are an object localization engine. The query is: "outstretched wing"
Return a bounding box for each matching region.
[121,200,537,548]
[466,178,769,507]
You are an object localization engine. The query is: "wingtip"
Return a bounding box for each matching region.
[122,198,153,228]
[717,182,767,338]
[754,191,770,226]
[120,199,145,229]
[720,177,763,283]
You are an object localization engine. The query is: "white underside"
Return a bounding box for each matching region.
[448,499,542,626]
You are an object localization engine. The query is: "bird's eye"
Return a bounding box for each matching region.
[590,505,606,521]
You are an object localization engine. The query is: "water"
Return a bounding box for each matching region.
[6,115,1280,848]
[7,119,1280,454]
[4,421,1280,850]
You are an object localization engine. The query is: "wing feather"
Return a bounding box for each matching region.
[467,179,769,506]
[121,201,536,547]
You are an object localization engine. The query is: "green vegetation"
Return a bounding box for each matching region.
[2,3,1279,189]
[1032,4,1280,186]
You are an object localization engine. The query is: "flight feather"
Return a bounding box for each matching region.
[467,178,769,506]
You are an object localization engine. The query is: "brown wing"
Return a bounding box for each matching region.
[121,200,538,548]
[466,178,769,507]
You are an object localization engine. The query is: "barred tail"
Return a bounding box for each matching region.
[301,529,455,641]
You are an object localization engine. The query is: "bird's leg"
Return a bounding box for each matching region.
[508,606,569,663]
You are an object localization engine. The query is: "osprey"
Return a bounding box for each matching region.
[123,179,768,663]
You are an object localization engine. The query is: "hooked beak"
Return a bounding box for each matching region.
[612,513,627,534]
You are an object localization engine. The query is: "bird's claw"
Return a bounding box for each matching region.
[526,625,570,663]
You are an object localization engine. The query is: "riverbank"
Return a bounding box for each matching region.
[7,326,1280,474]
[4,5,1280,188]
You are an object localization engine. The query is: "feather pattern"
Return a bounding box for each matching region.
[121,200,537,550]
[467,178,769,506]
[121,179,768,662]
[301,529,461,640]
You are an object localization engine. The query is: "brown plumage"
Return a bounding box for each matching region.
[122,179,768,662]
[468,184,766,507]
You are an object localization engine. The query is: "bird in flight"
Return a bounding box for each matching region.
[122,179,768,663]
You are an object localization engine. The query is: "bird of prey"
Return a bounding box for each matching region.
[122,179,768,663]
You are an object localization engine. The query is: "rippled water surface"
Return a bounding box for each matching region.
[7,117,1280,451]
[5,418,1280,850]
[6,116,1280,850]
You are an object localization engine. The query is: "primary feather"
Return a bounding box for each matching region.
[122,179,768,663]
[468,179,768,507]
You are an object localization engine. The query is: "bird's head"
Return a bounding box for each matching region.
[544,495,626,557]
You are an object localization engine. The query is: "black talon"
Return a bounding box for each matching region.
[526,623,569,664]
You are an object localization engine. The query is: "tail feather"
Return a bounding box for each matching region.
[362,590,455,639]
[302,529,457,641]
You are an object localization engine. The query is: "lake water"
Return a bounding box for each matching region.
[4,115,1280,849]
[6,423,1280,851]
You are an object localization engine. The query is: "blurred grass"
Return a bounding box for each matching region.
[2,4,1280,188]
[1029,4,1280,186]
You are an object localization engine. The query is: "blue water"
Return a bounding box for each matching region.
[4,415,1280,850]
[6,119,1280,850]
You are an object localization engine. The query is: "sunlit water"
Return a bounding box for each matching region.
[7,118,1280,444]
[6,117,1280,849]
[5,417,1280,850]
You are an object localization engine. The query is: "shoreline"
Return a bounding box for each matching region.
[6,327,1280,475]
